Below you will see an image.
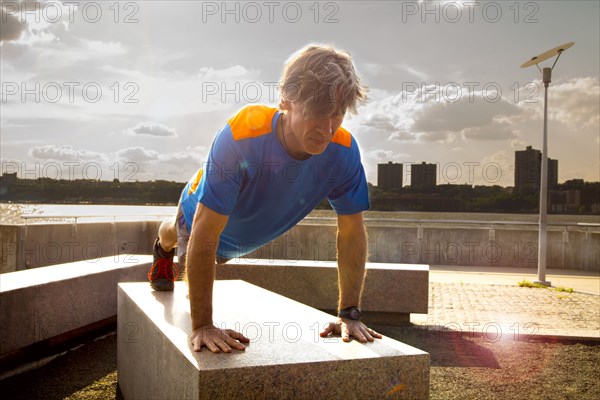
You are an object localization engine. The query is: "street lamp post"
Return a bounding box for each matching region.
[520,42,574,286]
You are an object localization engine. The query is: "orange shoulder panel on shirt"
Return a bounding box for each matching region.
[228,105,278,141]
[331,126,352,148]
[188,168,203,195]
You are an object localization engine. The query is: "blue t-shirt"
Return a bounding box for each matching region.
[179,105,370,259]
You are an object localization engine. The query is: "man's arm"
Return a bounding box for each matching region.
[320,211,382,342]
[336,212,368,309]
[187,204,249,352]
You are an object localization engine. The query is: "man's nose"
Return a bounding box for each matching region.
[316,118,334,137]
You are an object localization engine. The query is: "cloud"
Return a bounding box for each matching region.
[361,63,382,77]
[408,91,522,142]
[548,77,600,128]
[80,39,127,57]
[197,65,252,80]
[366,149,410,162]
[116,147,159,162]
[159,148,206,165]
[388,131,416,142]
[412,96,520,133]
[28,144,108,162]
[348,90,423,143]
[398,64,428,81]
[348,87,521,145]
[418,130,459,144]
[461,121,517,141]
[363,113,397,131]
[478,151,515,187]
[116,146,206,166]
[510,139,528,149]
[0,0,76,46]
[0,4,27,42]
[514,77,600,129]
[126,122,177,137]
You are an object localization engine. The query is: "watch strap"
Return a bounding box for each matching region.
[338,306,362,321]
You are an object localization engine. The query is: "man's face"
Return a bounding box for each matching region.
[286,102,345,156]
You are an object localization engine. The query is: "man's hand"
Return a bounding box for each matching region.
[190,324,250,353]
[319,318,383,343]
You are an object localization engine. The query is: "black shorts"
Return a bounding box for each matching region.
[175,203,231,266]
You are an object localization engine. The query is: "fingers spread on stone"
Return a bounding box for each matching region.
[225,335,247,350]
[320,322,336,337]
[214,338,231,353]
[226,329,250,343]
[342,325,351,342]
[358,333,368,343]
[369,329,383,338]
[205,341,221,353]
[363,330,375,342]
[191,336,202,352]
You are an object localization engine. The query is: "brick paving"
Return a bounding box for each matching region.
[414,282,600,339]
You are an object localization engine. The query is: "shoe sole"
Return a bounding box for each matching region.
[150,278,174,291]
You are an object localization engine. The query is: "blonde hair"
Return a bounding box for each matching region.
[278,44,368,117]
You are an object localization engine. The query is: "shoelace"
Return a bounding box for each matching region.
[147,258,179,282]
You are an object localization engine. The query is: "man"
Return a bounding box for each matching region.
[147,44,382,353]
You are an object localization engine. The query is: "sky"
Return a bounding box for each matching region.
[1,0,599,187]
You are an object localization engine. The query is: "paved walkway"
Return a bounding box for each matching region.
[410,266,600,340]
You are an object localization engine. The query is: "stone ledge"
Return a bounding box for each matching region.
[216,260,429,323]
[117,281,430,399]
[0,255,152,359]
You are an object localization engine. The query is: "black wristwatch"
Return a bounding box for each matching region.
[338,306,362,321]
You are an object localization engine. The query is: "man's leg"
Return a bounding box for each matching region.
[158,217,178,251]
[148,213,180,291]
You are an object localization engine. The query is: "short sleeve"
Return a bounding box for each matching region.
[196,126,244,215]
[327,137,370,215]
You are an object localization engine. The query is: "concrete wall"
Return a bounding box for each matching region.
[243,223,600,271]
[1,221,160,273]
[1,220,598,272]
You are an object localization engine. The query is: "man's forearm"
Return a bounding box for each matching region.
[186,234,218,329]
[336,227,368,310]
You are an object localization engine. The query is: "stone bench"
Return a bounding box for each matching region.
[117,281,430,399]
[216,260,429,325]
[0,255,152,365]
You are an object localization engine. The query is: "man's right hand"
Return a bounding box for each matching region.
[190,324,250,353]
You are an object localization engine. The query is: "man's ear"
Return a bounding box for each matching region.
[280,99,291,111]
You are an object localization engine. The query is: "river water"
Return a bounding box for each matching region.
[1,203,598,226]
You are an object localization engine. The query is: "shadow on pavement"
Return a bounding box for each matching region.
[376,325,502,369]
[0,333,117,400]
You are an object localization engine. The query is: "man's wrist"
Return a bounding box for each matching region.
[338,306,362,321]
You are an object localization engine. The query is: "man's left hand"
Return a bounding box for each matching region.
[319,318,383,343]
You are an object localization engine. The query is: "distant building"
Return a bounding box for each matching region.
[377,162,403,190]
[514,146,558,191]
[550,190,580,213]
[0,173,17,184]
[563,179,585,188]
[411,162,436,188]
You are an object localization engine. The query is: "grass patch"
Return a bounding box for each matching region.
[517,280,574,293]
[517,279,549,289]
[555,286,574,293]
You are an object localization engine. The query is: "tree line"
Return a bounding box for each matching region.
[1,177,598,214]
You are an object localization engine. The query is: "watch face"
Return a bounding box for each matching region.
[340,307,361,320]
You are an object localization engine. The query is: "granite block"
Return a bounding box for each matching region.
[0,255,152,357]
[216,260,429,318]
[117,281,430,399]
[0,288,35,355]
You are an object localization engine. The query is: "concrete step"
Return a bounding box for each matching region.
[117,281,430,400]
[216,260,429,325]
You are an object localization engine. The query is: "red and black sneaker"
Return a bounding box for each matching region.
[148,238,178,291]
